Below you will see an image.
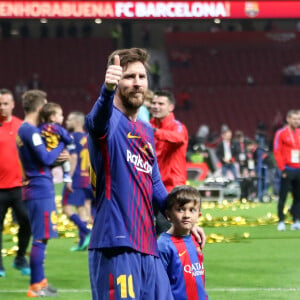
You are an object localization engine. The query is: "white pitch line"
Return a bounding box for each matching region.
[1,288,300,293]
[207,288,300,292]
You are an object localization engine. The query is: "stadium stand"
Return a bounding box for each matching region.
[166,31,300,137]
[0,37,113,117]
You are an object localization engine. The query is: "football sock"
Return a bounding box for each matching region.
[70,214,90,235]
[30,241,46,284]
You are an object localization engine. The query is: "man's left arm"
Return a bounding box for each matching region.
[152,155,168,212]
[154,124,187,145]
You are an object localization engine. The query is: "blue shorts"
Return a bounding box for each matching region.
[62,187,94,207]
[24,198,58,240]
[89,248,174,300]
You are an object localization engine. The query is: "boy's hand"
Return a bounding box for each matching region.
[191,225,206,249]
[66,182,73,193]
[105,55,122,91]
[57,149,70,162]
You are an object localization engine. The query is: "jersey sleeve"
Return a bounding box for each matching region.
[57,125,74,145]
[29,129,64,166]
[151,131,168,212]
[85,84,116,138]
[157,237,171,271]
[154,123,187,147]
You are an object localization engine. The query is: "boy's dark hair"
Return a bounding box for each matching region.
[166,185,201,211]
[22,89,47,114]
[154,90,176,106]
[107,47,150,70]
[39,102,62,123]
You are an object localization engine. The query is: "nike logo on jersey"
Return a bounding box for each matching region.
[179,250,187,257]
[127,132,141,139]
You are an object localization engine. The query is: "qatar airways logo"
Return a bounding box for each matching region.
[127,150,152,174]
[184,262,204,277]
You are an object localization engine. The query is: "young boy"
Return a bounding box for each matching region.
[39,102,74,183]
[158,185,208,300]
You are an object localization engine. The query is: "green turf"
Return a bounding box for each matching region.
[203,197,300,300]
[1,191,300,300]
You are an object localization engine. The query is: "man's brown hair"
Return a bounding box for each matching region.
[107,48,150,70]
[22,89,47,114]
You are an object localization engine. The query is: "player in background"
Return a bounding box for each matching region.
[0,88,31,277]
[39,102,74,183]
[62,111,93,251]
[150,90,188,192]
[17,90,69,297]
[150,90,189,235]
[158,185,208,300]
[85,47,205,300]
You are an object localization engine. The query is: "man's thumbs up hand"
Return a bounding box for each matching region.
[105,55,122,91]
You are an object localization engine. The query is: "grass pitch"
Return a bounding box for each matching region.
[1,187,300,300]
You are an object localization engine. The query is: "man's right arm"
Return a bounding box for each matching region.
[85,85,115,138]
[85,55,122,138]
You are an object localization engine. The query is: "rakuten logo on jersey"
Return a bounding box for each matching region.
[127,150,152,174]
[184,262,204,277]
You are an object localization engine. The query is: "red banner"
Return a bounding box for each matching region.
[0,1,300,19]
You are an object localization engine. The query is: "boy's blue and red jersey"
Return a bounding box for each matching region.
[85,85,168,257]
[39,122,73,151]
[17,122,64,200]
[69,131,91,188]
[158,233,208,300]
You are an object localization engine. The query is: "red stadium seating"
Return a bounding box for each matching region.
[166,31,300,138]
[1,37,113,117]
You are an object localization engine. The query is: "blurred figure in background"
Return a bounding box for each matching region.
[150,90,188,234]
[273,110,300,231]
[216,127,239,181]
[137,89,154,123]
[62,111,93,251]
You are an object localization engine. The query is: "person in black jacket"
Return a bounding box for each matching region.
[216,127,239,181]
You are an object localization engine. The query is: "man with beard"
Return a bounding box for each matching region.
[85,48,205,300]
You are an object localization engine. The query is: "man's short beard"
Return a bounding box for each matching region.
[119,90,145,111]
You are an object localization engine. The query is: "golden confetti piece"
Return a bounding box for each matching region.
[243,232,250,238]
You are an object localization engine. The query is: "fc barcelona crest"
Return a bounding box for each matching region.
[245,2,259,18]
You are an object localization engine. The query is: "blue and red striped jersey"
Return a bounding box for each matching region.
[17,122,64,200]
[158,233,208,300]
[39,122,73,151]
[69,131,91,189]
[85,85,168,256]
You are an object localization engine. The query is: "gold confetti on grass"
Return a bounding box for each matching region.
[206,232,251,244]
[0,196,286,256]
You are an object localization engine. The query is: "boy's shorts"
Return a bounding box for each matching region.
[89,248,174,300]
[62,187,93,207]
[25,198,58,240]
